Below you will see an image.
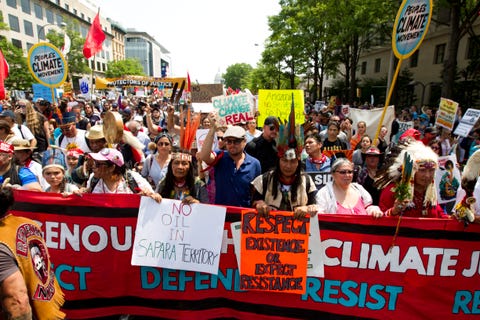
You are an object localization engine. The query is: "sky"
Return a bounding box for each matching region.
[94,0,281,83]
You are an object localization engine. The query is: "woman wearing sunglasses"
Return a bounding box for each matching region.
[315,158,383,217]
[141,133,172,187]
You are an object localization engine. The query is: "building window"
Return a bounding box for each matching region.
[434,44,446,64]
[46,9,54,24]
[20,0,31,14]
[34,3,43,19]
[410,50,419,68]
[64,4,69,11]
[37,25,45,40]
[96,61,101,70]
[102,63,106,71]
[7,0,17,9]
[12,39,22,49]
[81,13,85,20]
[24,20,33,36]
[55,0,60,4]
[467,36,480,59]
[26,42,33,51]
[361,61,367,75]
[73,9,77,15]
[8,15,20,32]
[56,14,63,25]
[374,58,381,73]
[88,17,91,23]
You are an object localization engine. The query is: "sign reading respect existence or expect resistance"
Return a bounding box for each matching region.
[28,42,68,87]
[132,198,226,275]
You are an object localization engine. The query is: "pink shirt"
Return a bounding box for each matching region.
[336,197,368,215]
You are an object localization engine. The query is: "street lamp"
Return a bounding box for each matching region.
[37,22,67,42]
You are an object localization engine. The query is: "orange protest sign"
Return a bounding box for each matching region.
[322,149,353,161]
[240,210,309,294]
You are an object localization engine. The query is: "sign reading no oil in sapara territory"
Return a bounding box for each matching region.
[28,42,68,87]
[392,0,433,59]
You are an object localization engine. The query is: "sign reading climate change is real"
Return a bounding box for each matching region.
[28,42,68,87]
[392,0,433,59]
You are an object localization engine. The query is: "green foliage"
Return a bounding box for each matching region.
[222,63,253,90]
[0,38,35,90]
[46,20,91,75]
[105,58,145,78]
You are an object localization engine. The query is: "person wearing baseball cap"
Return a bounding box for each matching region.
[74,148,160,202]
[0,109,37,148]
[198,114,261,207]
[0,141,42,191]
[245,116,280,173]
[357,146,383,205]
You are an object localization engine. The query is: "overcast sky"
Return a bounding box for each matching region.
[95,0,281,83]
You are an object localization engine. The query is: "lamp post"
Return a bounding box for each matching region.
[37,22,67,43]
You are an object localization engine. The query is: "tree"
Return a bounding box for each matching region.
[105,58,145,78]
[441,0,480,100]
[222,63,253,90]
[46,21,91,76]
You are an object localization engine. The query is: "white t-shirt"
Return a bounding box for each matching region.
[12,124,35,141]
[55,129,91,153]
[87,171,153,194]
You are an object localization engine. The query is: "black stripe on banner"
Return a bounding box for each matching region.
[63,296,374,320]
[320,221,480,242]
[12,202,139,218]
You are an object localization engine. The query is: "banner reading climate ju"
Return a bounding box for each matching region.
[10,191,480,319]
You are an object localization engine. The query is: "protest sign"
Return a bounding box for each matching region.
[132,198,226,274]
[211,93,255,126]
[307,172,332,190]
[436,155,461,208]
[436,98,459,131]
[257,90,304,126]
[191,84,224,103]
[240,210,310,294]
[349,106,395,143]
[28,42,67,87]
[453,108,480,137]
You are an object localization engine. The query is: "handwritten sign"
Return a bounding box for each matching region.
[392,0,433,59]
[436,98,459,131]
[191,84,224,103]
[240,210,310,294]
[257,90,304,126]
[28,42,68,87]
[132,198,226,274]
[211,93,255,126]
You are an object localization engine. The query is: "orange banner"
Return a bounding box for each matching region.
[240,210,310,294]
[322,149,353,161]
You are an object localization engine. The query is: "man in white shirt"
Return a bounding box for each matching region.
[55,112,91,153]
[0,110,36,147]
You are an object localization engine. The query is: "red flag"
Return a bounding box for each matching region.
[0,49,9,100]
[186,72,191,93]
[83,10,106,59]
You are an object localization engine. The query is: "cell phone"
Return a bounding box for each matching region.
[139,101,147,107]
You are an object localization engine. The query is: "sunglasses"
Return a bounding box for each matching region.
[93,161,110,167]
[269,125,278,131]
[336,170,354,175]
[157,142,170,146]
[430,146,440,150]
[225,139,243,145]
[217,137,224,141]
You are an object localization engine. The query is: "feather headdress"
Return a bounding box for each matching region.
[454,149,480,224]
[276,93,304,160]
[172,104,200,162]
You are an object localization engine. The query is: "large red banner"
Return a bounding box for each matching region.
[10,190,480,319]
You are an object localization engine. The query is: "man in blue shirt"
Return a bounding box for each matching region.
[0,142,41,191]
[198,117,261,207]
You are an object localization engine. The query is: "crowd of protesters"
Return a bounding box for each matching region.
[0,93,479,222]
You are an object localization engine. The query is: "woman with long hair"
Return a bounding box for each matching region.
[141,133,172,186]
[352,134,372,167]
[156,148,208,204]
[0,120,16,144]
[18,99,49,153]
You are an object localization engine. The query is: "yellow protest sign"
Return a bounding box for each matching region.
[257,90,304,126]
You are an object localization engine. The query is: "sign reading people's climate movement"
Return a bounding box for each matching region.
[211,93,255,126]
[28,42,68,87]
[132,198,226,275]
[240,211,310,294]
[10,191,480,319]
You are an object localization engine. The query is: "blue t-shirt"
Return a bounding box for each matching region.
[213,151,261,207]
[0,167,38,186]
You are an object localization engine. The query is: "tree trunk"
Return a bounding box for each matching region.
[441,0,460,99]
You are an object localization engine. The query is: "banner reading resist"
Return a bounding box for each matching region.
[10,191,480,319]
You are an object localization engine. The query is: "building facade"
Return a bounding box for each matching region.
[322,12,480,108]
[108,18,126,62]
[125,30,170,78]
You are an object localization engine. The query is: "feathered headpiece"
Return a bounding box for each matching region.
[454,149,480,224]
[376,141,438,208]
[172,105,200,162]
[276,93,304,160]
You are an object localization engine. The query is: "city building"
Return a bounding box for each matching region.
[108,18,126,62]
[125,29,171,78]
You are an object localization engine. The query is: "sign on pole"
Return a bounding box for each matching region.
[27,42,68,87]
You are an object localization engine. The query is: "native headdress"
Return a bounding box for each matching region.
[276,93,304,160]
[376,140,438,208]
[454,149,480,224]
[171,105,200,162]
